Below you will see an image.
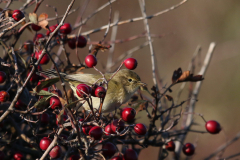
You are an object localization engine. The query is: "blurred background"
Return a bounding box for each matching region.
[2,0,240,159]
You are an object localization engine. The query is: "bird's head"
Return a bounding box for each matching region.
[112,69,146,93]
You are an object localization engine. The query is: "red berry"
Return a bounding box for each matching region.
[49,145,62,159]
[121,107,136,122]
[12,10,24,21]
[70,154,81,160]
[0,151,5,159]
[33,33,45,44]
[82,125,94,135]
[124,58,138,70]
[68,37,76,49]
[37,81,48,91]
[59,23,72,34]
[111,119,125,133]
[46,24,58,36]
[15,99,25,109]
[31,24,41,31]
[28,72,38,82]
[105,124,115,135]
[165,141,175,151]
[94,86,106,98]
[68,36,87,49]
[124,149,138,160]
[39,137,52,150]
[50,96,62,109]
[35,50,50,65]
[40,112,50,124]
[182,143,195,156]
[77,36,87,48]
[102,142,117,159]
[89,126,103,140]
[205,120,221,134]
[134,123,147,135]
[111,156,123,160]
[0,71,6,83]
[85,55,97,68]
[0,91,9,102]
[14,151,24,160]
[76,84,90,98]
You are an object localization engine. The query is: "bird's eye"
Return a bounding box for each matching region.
[128,79,133,82]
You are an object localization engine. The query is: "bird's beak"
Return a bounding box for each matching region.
[137,81,147,86]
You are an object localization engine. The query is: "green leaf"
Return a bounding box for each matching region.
[34,96,50,110]
[16,53,27,69]
[19,88,34,106]
[36,90,57,97]
[34,77,59,93]
[65,100,81,109]
[29,13,38,24]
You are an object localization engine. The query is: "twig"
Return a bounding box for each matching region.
[0,17,26,37]
[106,11,119,72]
[175,45,201,105]
[79,0,188,36]
[204,131,240,160]
[39,128,63,160]
[109,41,150,69]
[73,0,117,29]
[138,0,158,90]
[174,42,216,158]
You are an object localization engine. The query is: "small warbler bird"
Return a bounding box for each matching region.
[40,69,146,113]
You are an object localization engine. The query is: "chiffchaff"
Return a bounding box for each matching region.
[41,69,146,113]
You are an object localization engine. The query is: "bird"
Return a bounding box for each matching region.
[39,69,146,113]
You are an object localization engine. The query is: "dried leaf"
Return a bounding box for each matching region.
[129,100,148,114]
[34,96,50,110]
[38,20,48,30]
[172,68,182,84]
[58,96,67,107]
[38,13,48,21]
[177,71,190,82]
[164,95,173,101]
[5,9,13,18]
[189,75,204,82]
[29,13,38,24]
[56,109,65,125]
[34,77,59,93]
[67,89,75,103]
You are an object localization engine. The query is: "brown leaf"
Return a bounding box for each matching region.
[5,9,13,18]
[56,109,65,126]
[177,71,190,82]
[38,13,48,21]
[188,75,204,82]
[58,96,67,107]
[38,20,48,30]
[67,89,75,103]
[172,68,182,84]
[164,95,173,101]
[29,13,38,24]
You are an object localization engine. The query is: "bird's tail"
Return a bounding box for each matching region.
[37,69,67,79]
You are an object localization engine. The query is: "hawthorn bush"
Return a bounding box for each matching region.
[0,0,230,160]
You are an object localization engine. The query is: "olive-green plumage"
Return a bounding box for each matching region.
[41,69,145,113]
